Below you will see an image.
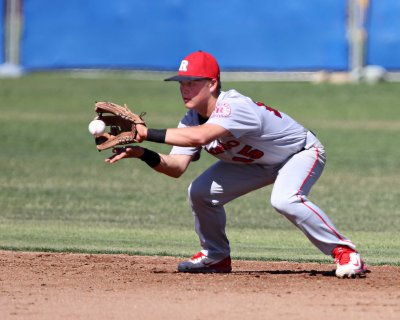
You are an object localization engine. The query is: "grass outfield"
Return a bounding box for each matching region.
[0,73,399,265]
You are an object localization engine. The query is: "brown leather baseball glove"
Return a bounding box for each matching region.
[93,101,146,151]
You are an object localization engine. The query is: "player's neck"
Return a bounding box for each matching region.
[194,91,219,118]
[203,95,218,118]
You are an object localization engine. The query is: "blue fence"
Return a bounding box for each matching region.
[21,0,348,71]
[367,0,400,69]
[15,0,400,71]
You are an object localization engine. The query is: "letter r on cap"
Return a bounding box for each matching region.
[179,60,189,71]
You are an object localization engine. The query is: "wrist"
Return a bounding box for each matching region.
[139,148,161,168]
[135,124,148,142]
[147,129,167,143]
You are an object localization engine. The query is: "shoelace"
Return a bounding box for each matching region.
[191,252,205,260]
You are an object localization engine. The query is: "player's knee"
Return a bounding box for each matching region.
[188,180,211,205]
[270,193,297,215]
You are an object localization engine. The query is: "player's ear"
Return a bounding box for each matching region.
[209,78,219,92]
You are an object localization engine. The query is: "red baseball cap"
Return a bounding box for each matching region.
[164,51,220,81]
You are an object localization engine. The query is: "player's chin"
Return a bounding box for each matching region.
[182,97,192,105]
[183,100,196,110]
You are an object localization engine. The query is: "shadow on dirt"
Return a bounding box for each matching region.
[231,269,336,276]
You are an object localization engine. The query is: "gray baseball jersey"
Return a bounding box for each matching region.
[171,89,317,165]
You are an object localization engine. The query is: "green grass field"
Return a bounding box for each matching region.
[1,72,399,265]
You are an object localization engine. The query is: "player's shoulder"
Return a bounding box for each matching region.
[217,89,260,113]
[217,89,255,108]
[218,89,247,101]
[211,89,261,122]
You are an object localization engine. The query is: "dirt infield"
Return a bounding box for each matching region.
[0,251,399,320]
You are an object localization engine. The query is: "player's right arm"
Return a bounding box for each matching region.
[105,146,192,178]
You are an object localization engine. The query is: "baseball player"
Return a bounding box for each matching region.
[106,51,367,278]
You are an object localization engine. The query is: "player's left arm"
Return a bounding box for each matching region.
[105,145,193,178]
[137,123,230,147]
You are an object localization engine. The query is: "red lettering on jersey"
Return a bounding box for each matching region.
[213,102,232,117]
[256,101,282,118]
[207,140,240,155]
[232,145,264,163]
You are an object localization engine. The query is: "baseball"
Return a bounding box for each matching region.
[88,119,106,136]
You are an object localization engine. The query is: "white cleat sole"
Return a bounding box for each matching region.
[336,264,367,279]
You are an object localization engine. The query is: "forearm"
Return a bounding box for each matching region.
[165,127,208,147]
[135,147,185,177]
[154,154,191,178]
[137,124,228,147]
[105,145,191,178]
[144,127,204,147]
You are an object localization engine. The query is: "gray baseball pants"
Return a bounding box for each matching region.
[187,142,355,260]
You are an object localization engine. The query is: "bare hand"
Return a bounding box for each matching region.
[105,146,144,164]
[134,124,148,143]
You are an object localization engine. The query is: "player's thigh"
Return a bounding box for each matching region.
[190,161,277,204]
[273,147,326,197]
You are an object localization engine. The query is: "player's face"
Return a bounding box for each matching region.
[179,80,212,111]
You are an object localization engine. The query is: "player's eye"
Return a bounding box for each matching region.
[180,81,193,89]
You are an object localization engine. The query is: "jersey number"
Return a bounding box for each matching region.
[230,101,280,163]
[232,145,264,163]
[256,101,282,118]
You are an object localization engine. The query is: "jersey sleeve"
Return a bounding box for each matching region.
[207,94,261,139]
[169,110,202,160]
